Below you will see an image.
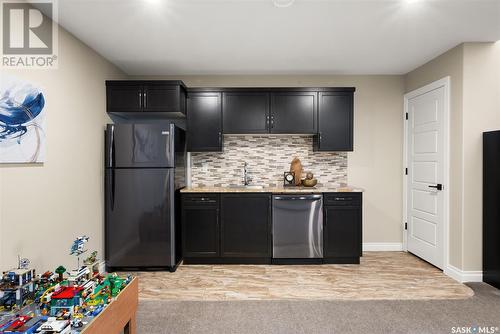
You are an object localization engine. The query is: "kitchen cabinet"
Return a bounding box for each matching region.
[105,84,356,150]
[270,92,317,134]
[142,83,186,113]
[220,194,272,258]
[106,84,142,113]
[187,92,222,152]
[222,90,318,134]
[181,193,272,264]
[323,192,362,263]
[314,91,354,151]
[182,191,362,265]
[223,92,270,134]
[181,194,220,258]
[106,80,187,117]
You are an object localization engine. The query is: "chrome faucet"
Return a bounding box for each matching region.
[243,162,252,186]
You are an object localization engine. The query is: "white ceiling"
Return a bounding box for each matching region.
[55,0,500,75]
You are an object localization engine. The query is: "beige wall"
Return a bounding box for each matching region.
[462,42,500,271]
[405,45,465,269]
[405,42,500,271]
[134,75,406,244]
[0,27,126,272]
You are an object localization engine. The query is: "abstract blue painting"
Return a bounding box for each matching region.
[0,76,46,163]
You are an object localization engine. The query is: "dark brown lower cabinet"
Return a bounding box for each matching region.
[181,194,220,259]
[181,192,362,265]
[182,193,272,264]
[323,192,362,264]
[220,193,272,259]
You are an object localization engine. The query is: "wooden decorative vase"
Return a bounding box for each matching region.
[290,157,303,186]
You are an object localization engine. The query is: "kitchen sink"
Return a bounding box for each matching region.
[227,185,265,190]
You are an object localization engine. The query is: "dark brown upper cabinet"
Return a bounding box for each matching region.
[142,83,185,113]
[187,92,222,152]
[270,92,317,134]
[222,90,319,135]
[314,90,354,152]
[105,83,355,152]
[106,80,187,117]
[106,84,143,113]
[222,92,270,134]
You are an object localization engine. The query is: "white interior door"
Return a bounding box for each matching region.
[406,86,445,269]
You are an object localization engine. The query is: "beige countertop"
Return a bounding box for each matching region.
[180,185,363,194]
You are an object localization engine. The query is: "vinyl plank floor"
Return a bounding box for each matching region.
[129,252,473,301]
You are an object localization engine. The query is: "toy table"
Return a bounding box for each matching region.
[81,277,138,334]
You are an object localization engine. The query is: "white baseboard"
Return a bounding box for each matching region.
[363,243,403,252]
[444,264,483,283]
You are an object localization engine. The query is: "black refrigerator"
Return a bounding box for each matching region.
[483,130,500,289]
[105,123,186,272]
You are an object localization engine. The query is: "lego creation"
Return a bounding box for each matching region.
[0,237,132,334]
[0,257,36,311]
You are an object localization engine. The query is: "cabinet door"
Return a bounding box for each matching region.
[270,92,317,134]
[324,206,361,259]
[106,84,143,112]
[187,92,222,152]
[143,84,181,112]
[182,195,220,258]
[221,194,271,258]
[316,92,353,151]
[223,92,270,134]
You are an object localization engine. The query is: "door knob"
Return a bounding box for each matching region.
[428,184,443,191]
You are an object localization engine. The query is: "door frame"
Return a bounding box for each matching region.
[402,76,450,270]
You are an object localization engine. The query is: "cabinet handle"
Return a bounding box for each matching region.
[218,132,222,144]
[144,91,147,108]
[138,91,142,108]
[334,197,353,201]
[266,116,270,129]
[270,115,274,128]
[197,197,216,202]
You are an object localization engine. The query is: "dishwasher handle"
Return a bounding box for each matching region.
[274,195,322,201]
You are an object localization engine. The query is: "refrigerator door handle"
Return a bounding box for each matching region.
[165,134,171,162]
[164,125,174,165]
[111,169,115,210]
[110,125,115,168]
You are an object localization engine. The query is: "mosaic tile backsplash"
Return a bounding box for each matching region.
[191,136,347,187]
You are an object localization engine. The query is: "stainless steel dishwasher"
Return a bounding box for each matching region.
[272,194,323,260]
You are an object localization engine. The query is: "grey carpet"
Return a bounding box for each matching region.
[137,283,500,334]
